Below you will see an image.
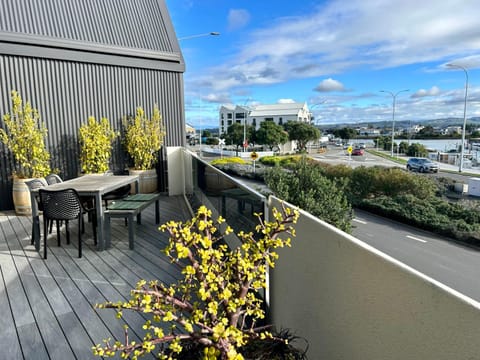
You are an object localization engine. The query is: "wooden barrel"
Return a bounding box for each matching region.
[12,177,33,216]
[129,169,158,194]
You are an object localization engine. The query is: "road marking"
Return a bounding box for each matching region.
[406,235,427,243]
[353,218,367,224]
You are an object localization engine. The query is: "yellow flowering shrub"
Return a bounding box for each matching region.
[0,90,51,178]
[123,105,165,170]
[93,204,299,359]
[79,116,117,173]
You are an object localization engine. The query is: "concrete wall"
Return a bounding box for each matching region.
[167,147,185,196]
[268,196,480,359]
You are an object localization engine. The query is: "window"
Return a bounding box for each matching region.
[252,118,256,126]
[221,114,224,119]
[227,113,232,119]
[221,120,224,126]
[264,117,274,122]
[279,117,283,125]
[235,112,245,119]
[227,120,232,125]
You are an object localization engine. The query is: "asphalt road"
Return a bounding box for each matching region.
[352,209,480,302]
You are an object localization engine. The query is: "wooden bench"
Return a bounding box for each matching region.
[104,193,161,249]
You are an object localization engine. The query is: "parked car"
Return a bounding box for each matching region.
[351,148,364,156]
[406,157,439,173]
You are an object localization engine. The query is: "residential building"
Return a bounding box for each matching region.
[219,102,311,136]
[219,105,250,136]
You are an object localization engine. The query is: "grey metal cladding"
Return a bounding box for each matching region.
[0,0,175,52]
[0,55,186,210]
[0,0,186,210]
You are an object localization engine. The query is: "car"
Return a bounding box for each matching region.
[406,157,439,173]
[351,148,364,156]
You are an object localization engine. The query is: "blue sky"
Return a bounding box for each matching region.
[166,0,480,128]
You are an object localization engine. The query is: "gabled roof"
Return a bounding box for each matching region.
[249,102,306,117]
[0,0,184,71]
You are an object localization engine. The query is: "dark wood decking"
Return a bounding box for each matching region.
[0,195,191,360]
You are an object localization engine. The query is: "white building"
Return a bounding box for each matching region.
[219,102,312,136]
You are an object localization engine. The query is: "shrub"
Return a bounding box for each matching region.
[93,205,300,360]
[0,90,51,178]
[265,157,352,232]
[123,105,165,170]
[210,157,249,166]
[79,116,117,173]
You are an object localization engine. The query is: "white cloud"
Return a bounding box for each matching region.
[314,78,346,92]
[412,86,441,98]
[183,0,480,125]
[192,0,480,92]
[200,93,232,104]
[227,9,250,31]
[277,98,296,104]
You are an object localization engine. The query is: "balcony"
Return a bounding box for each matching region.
[1,147,480,359]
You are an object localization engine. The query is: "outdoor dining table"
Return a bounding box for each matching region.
[31,174,139,252]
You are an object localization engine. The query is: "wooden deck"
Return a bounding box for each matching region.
[0,195,191,360]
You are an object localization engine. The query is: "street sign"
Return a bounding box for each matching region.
[347,146,353,154]
[250,151,258,161]
[218,139,225,146]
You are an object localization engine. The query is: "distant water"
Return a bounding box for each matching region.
[411,139,462,152]
[350,138,463,152]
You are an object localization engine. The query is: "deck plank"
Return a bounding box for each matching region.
[0,195,189,360]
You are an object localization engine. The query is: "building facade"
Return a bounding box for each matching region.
[0,0,185,210]
[219,102,311,136]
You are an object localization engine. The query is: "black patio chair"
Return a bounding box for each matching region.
[45,173,63,184]
[26,178,53,245]
[39,188,96,259]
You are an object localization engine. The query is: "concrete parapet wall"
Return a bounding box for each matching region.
[268,196,480,359]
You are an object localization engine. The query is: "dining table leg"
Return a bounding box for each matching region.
[94,193,104,250]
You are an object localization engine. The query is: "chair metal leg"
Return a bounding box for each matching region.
[43,217,48,259]
[66,220,70,245]
[78,217,82,258]
[56,220,61,246]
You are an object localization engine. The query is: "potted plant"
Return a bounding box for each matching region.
[0,90,51,215]
[123,105,165,193]
[79,116,117,174]
[93,205,307,359]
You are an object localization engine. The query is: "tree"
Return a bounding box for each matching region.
[407,143,428,157]
[284,121,320,152]
[93,205,300,359]
[334,127,358,141]
[224,123,254,152]
[417,125,436,138]
[202,129,211,138]
[398,141,409,154]
[264,156,352,232]
[255,121,288,150]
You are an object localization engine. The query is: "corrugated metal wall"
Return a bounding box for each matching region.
[0,0,174,52]
[0,55,185,210]
[0,0,186,211]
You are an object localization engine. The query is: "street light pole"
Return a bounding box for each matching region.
[380,89,409,157]
[178,32,220,41]
[447,63,469,172]
[243,98,251,153]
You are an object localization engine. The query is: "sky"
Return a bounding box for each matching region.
[165,0,480,128]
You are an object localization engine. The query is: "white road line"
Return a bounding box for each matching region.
[406,235,427,243]
[353,218,367,224]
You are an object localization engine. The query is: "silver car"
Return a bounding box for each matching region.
[406,157,439,173]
